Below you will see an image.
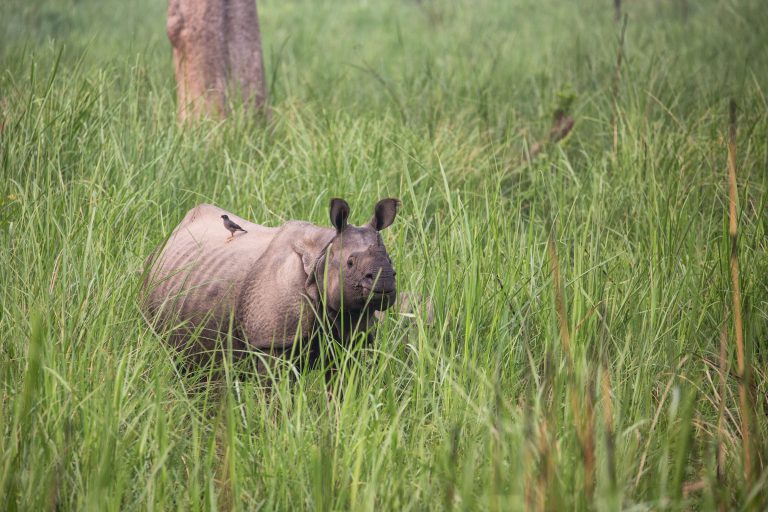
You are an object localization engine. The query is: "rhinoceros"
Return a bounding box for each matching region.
[142,198,399,369]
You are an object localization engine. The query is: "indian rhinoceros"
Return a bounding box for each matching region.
[142,198,399,369]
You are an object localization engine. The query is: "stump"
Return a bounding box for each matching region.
[166,0,268,120]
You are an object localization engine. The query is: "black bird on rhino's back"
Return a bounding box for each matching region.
[221,214,247,242]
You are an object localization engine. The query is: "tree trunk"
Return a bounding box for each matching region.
[166,0,267,121]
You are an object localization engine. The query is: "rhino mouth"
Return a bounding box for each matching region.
[364,286,396,296]
[362,286,396,309]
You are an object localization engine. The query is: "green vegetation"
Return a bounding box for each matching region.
[1,0,767,509]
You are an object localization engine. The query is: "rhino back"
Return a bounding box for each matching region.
[144,203,278,333]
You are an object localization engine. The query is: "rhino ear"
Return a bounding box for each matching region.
[329,198,350,233]
[369,198,400,231]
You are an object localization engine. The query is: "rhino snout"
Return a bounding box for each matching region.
[362,268,396,294]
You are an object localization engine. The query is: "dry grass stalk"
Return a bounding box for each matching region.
[597,303,617,494]
[548,235,595,502]
[726,99,752,485]
[548,236,573,364]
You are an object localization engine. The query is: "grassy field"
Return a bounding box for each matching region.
[1,0,767,509]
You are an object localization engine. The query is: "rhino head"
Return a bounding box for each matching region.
[313,198,399,315]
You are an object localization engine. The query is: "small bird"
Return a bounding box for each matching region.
[221,214,247,242]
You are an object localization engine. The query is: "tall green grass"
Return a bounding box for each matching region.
[1,0,767,509]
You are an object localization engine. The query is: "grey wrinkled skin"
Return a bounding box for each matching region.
[141,199,399,369]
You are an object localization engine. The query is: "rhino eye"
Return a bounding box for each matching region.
[347,257,354,268]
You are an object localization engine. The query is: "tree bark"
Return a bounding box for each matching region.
[167,0,267,121]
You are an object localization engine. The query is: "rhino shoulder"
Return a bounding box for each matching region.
[272,221,335,264]
[278,221,333,242]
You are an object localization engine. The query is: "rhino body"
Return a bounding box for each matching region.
[142,200,398,367]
